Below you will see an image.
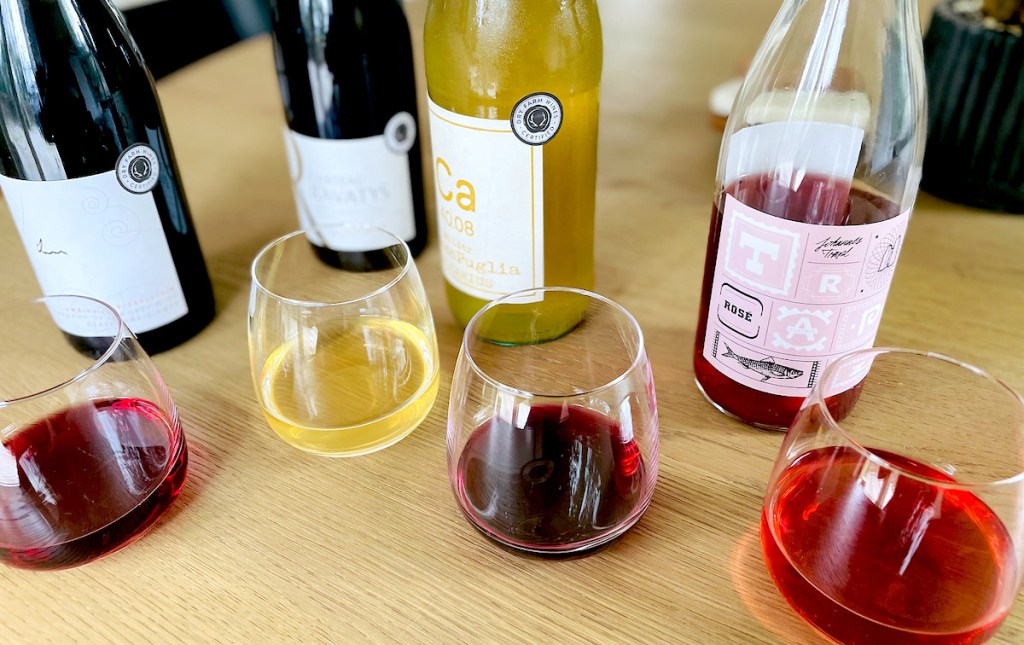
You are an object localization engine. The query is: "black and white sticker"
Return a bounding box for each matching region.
[511,92,563,146]
[116,144,160,194]
[384,111,418,154]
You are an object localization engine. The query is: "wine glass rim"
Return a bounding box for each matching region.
[0,295,127,408]
[250,226,413,307]
[813,346,1024,490]
[460,287,648,399]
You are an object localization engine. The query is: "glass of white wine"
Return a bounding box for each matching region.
[248,226,439,457]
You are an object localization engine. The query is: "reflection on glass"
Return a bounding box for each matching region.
[248,226,439,457]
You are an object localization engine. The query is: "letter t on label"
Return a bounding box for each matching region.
[739,232,780,275]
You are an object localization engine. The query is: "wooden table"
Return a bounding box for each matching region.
[2,0,1023,642]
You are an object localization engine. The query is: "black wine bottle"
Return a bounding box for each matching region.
[0,0,215,356]
[270,0,428,269]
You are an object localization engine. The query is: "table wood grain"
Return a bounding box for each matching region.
[2,0,1022,642]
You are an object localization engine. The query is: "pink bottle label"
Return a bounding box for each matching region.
[702,194,910,397]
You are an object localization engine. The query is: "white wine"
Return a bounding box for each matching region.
[424,0,602,336]
[258,317,439,456]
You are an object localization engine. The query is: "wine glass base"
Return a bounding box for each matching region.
[282,422,420,458]
[270,403,433,458]
[1,436,188,571]
[265,370,440,458]
[455,492,654,557]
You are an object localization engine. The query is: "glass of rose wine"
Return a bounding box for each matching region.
[762,347,1024,644]
[248,226,439,457]
[0,295,188,570]
[447,287,659,555]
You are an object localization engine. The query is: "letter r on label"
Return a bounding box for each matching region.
[739,232,780,276]
[819,274,842,294]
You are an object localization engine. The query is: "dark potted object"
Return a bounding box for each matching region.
[922,0,1024,213]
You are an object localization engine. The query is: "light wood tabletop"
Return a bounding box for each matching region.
[2,0,1023,642]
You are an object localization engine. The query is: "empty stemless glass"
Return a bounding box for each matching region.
[0,295,188,570]
[762,348,1024,644]
[447,287,659,555]
[249,226,439,457]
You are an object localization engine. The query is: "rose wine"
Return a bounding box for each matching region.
[694,173,902,428]
[258,317,439,456]
[0,398,187,570]
[455,404,645,551]
[695,0,926,430]
[762,445,1015,644]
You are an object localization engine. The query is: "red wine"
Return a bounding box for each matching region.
[0,398,187,570]
[762,443,1015,644]
[270,0,428,268]
[456,404,646,551]
[693,173,902,428]
[0,0,214,356]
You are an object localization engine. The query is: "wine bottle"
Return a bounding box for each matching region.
[0,0,215,356]
[424,0,602,337]
[270,0,427,270]
[692,0,927,429]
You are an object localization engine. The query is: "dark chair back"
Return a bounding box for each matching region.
[122,0,271,79]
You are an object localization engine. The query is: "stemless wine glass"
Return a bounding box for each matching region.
[249,226,439,457]
[762,348,1024,645]
[0,295,188,570]
[447,287,659,555]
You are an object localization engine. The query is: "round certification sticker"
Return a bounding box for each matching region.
[384,111,418,154]
[511,92,563,146]
[116,144,160,194]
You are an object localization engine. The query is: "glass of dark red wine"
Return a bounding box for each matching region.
[762,347,1024,644]
[0,295,188,570]
[447,287,659,555]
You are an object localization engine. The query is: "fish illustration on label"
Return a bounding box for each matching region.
[721,343,804,382]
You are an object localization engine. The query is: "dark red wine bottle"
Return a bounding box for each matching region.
[270,0,428,269]
[0,0,214,356]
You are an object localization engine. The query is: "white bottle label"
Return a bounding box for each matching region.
[0,168,188,336]
[283,117,417,250]
[427,97,544,302]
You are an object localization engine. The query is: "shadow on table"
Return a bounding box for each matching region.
[206,233,292,311]
[729,526,825,643]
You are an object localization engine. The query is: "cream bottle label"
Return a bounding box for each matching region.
[702,194,911,397]
[427,97,544,302]
[0,168,188,336]
[284,120,417,249]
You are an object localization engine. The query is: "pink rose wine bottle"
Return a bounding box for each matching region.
[693,0,927,430]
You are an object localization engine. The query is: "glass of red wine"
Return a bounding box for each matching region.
[0,295,188,570]
[762,347,1024,644]
[447,287,659,555]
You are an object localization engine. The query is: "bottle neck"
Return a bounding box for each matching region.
[719,0,926,208]
[776,0,920,93]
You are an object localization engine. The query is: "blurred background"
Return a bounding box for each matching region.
[116,0,271,79]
